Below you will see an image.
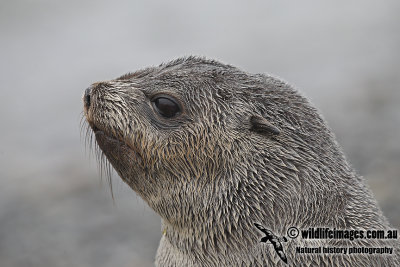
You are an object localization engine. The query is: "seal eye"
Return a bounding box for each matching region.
[152,96,181,118]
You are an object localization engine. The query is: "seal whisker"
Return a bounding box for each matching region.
[97,144,114,201]
[81,113,115,200]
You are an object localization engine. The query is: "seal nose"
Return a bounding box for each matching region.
[84,87,91,109]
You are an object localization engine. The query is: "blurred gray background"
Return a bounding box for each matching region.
[0,0,399,266]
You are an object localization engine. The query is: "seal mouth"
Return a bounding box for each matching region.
[94,128,127,149]
[90,123,144,167]
[90,124,133,151]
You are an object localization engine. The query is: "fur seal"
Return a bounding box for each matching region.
[83,56,399,266]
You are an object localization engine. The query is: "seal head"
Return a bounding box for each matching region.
[83,56,399,266]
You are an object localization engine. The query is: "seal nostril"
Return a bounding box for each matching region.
[84,87,91,108]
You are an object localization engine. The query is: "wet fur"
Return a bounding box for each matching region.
[83,56,399,266]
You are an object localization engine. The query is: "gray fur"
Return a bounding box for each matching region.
[83,56,399,266]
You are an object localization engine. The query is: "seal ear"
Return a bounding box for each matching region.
[250,115,280,135]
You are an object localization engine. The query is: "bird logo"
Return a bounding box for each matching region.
[254,223,288,264]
